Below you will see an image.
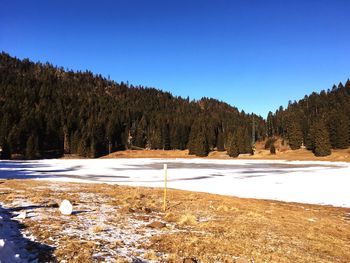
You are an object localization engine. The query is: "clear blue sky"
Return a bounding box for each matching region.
[1,0,349,117]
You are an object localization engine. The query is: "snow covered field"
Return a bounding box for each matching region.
[1,158,350,207]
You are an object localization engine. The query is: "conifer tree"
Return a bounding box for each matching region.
[236,127,251,154]
[314,120,331,156]
[270,143,276,154]
[286,120,303,150]
[328,115,338,149]
[216,129,225,151]
[77,137,88,156]
[335,113,349,149]
[163,123,171,150]
[264,138,275,150]
[305,126,315,151]
[266,111,275,137]
[195,129,209,157]
[227,133,239,157]
[134,117,147,148]
[25,135,38,159]
[147,124,162,149]
[89,138,96,158]
[188,120,209,156]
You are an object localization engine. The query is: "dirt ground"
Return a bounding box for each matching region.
[1,179,349,262]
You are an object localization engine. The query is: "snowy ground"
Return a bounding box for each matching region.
[0,205,35,263]
[1,158,349,207]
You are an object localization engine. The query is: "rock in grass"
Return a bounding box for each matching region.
[59,200,73,215]
[147,221,166,229]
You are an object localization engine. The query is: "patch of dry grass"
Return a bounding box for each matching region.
[55,239,96,261]
[99,145,350,162]
[177,213,197,226]
[1,179,350,262]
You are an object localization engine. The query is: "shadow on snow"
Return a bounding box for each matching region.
[0,205,56,262]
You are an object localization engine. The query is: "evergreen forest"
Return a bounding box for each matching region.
[0,52,349,159]
[267,80,350,156]
[0,52,265,159]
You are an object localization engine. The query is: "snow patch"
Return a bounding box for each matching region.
[0,205,38,262]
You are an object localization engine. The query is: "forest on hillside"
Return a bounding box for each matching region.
[1,52,349,159]
[267,80,350,156]
[0,52,265,159]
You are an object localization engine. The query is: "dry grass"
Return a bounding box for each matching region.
[177,213,197,226]
[143,250,159,260]
[99,146,350,162]
[1,179,350,262]
[92,225,106,233]
[101,149,194,159]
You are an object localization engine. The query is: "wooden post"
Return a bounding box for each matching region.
[163,164,167,212]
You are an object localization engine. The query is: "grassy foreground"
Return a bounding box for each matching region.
[0,179,350,262]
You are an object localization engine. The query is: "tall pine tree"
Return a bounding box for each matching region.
[286,118,303,150]
[227,133,239,157]
[313,120,331,156]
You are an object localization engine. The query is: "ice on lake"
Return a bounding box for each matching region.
[1,158,349,207]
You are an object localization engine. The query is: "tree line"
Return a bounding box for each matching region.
[266,80,350,156]
[0,52,265,159]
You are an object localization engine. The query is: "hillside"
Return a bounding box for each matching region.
[0,52,265,159]
[1,52,350,160]
[267,80,350,156]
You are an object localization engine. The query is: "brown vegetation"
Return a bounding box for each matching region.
[1,179,349,262]
[100,146,350,162]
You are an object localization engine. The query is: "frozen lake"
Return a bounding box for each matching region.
[1,158,349,207]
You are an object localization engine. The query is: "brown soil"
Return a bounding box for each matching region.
[1,180,349,262]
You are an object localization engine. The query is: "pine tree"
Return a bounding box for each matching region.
[314,120,331,156]
[236,126,251,154]
[188,120,209,156]
[328,115,337,149]
[335,113,349,149]
[305,126,315,151]
[195,129,209,157]
[227,133,239,157]
[216,129,225,151]
[70,131,80,154]
[134,116,147,148]
[147,124,162,149]
[63,125,70,154]
[89,138,96,158]
[264,137,276,149]
[266,111,275,137]
[163,123,171,150]
[270,144,276,154]
[25,135,38,159]
[286,120,303,150]
[77,137,88,157]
